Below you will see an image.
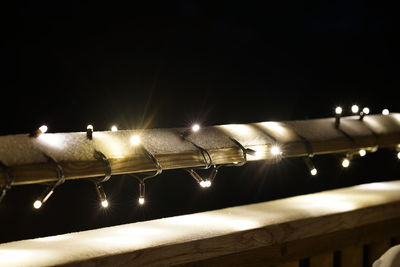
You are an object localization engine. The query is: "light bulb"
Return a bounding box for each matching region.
[382,109,390,115]
[310,168,318,176]
[351,105,359,114]
[101,200,109,208]
[199,180,212,188]
[342,158,350,168]
[39,125,48,134]
[192,124,200,132]
[335,106,343,115]
[270,145,282,156]
[130,135,141,146]
[138,197,145,205]
[359,149,366,157]
[397,152,400,160]
[33,200,42,209]
[87,125,93,131]
[111,125,118,132]
[362,107,370,115]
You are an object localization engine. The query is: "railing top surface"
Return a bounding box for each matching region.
[1,180,400,267]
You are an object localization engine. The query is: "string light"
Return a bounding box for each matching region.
[30,125,48,137]
[33,186,54,209]
[397,152,400,160]
[342,158,350,168]
[111,125,118,132]
[304,157,317,176]
[95,183,109,208]
[138,182,145,205]
[270,145,282,156]
[359,149,367,157]
[86,125,93,140]
[382,109,390,115]
[138,197,145,205]
[351,105,359,114]
[199,180,212,188]
[33,200,42,209]
[39,125,48,134]
[359,107,370,121]
[130,135,141,146]
[310,168,318,176]
[192,124,200,132]
[335,106,342,128]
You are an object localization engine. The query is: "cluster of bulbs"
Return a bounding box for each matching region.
[334,105,399,169]
[3,106,397,210]
[27,122,284,209]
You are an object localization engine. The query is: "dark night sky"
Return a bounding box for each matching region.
[1,2,399,243]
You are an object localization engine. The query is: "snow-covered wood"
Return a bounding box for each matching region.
[1,114,400,185]
[1,181,400,266]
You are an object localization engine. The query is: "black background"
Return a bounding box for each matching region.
[1,1,399,243]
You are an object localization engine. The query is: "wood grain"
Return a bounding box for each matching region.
[1,114,400,186]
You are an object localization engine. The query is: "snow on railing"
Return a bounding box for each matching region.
[1,111,400,209]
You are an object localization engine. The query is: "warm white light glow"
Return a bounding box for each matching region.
[359,149,367,157]
[199,180,212,188]
[87,125,93,130]
[310,168,318,176]
[363,107,370,115]
[39,125,48,134]
[192,124,200,132]
[342,158,350,168]
[33,200,42,209]
[111,125,118,132]
[37,133,66,150]
[138,197,145,205]
[335,106,343,115]
[270,145,282,156]
[101,200,109,208]
[130,135,141,146]
[351,105,359,114]
[397,152,400,160]
[382,109,390,115]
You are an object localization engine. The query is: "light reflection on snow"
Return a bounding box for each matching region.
[37,134,66,150]
[220,124,253,136]
[94,132,126,158]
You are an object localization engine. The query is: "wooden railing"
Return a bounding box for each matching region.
[1,114,400,186]
[1,180,400,266]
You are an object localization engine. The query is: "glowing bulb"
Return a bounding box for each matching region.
[342,158,350,168]
[111,125,118,132]
[359,149,366,157]
[310,168,318,176]
[130,135,141,146]
[382,109,390,115]
[33,200,42,209]
[39,125,48,134]
[101,200,109,208]
[397,152,400,160]
[87,125,93,130]
[138,197,145,205]
[335,106,343,115]
[362,107,370,115]
[199,180,212,188]
[270,145,282,156]
[351,105,359,114]
[192,124,200,132]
